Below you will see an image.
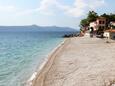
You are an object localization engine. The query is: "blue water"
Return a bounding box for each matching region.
[0,31,72,86]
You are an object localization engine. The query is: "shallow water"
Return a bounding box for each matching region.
[0,31,71,86]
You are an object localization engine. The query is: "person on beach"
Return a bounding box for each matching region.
[89,27,94,38]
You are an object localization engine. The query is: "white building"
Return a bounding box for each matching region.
[104,30,115,40]
[89,21,97,31]
[110,21,115,29]
[89,17,106,31]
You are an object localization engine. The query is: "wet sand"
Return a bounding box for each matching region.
[34,34,115,86]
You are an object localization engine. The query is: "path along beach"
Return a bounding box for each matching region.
[32,34,115,86]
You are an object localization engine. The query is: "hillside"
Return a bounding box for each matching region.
[0,25,77,32]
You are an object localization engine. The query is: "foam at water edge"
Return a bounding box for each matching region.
[26,39,67,86]
[26,72,37,86]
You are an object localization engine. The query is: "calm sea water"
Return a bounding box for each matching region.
[0,31,73,86]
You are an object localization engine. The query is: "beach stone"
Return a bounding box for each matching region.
[34,34,115,86]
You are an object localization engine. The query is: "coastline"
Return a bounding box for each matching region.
[26,38,70,86]
[27,34,115,86]
[40,35,115,86]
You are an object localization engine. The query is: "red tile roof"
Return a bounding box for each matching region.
[105,29,115,33]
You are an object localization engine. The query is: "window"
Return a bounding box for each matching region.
[99,26,105,30]
[102,26,105,29]
[99,26,101,29]
[113,36,115,39]
[99,21,101,24]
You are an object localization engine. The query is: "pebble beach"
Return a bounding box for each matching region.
[33,34,115,86]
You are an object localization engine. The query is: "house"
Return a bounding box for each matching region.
[104,31,110,38]
[89,17,107,36]
[89,17,106,31]
[88,16,115,39]
[96,17,106,30]
[104,21,115,40]
[89,21,97,31]
[104,29,115,40]
[110,21,115,29]
[103,21,115,40]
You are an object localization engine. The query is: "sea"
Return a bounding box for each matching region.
[0,30,76,86]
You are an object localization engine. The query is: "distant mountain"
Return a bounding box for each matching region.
[0,25,77,32]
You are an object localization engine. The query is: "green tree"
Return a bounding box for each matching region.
[101,13,115,29]
[79,11,98,28]
[109,13,115,21]
[80,18,89,27]
[87,11,98,23]
[101,13,109,19]
[101,13,115,22]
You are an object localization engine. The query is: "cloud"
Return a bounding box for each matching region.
[15,0,106,17]
[0,5,16,13]
[87,0,105,9]
[58,0,106,17]
[15,0,57,16]
[37,0,106,17]
[38,0,57,11]
[15,8,38,16]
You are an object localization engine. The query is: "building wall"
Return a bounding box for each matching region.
[104,32,110,38]
[96,18,106,30]
[110,22,115,29]
[111,22,115,26]
[110,32,115,40]
[89,22,97,30]
[104,32,115,40]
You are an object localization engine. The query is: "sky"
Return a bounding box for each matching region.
[0,0,114,29]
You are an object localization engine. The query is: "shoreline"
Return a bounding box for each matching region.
[26,38,70,86]
[27,34,115,86]
[42,35,115,86]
